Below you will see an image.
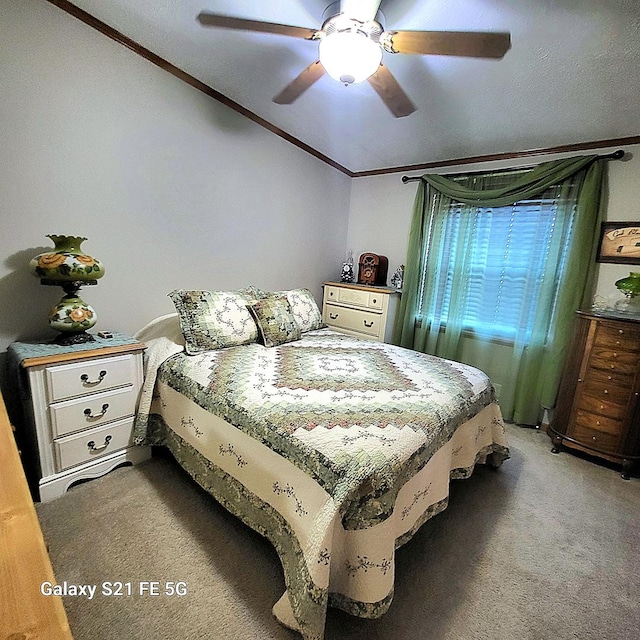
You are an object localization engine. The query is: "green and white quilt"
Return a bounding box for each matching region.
[134,321,509,640]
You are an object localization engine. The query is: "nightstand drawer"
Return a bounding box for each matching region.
[55,417,135,471]
[329,285,368,308]
[50,385,138,438]
[325,303,381,338]
[325,285,385,310]
[46,354,138,402]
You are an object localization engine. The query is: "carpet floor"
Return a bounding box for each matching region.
[36,423,640,640]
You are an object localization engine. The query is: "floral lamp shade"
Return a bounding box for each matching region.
[30,235,105,344]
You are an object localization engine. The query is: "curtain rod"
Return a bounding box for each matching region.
[401,149,626,183]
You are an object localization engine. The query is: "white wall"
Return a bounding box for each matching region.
[0,0,351,376]
[348,144,640,304]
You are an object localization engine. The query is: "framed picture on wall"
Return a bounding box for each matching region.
[597,222,640,264]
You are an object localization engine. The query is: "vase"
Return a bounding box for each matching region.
[615,272,640,298]
[614,272,640,314]
[29,235,105,282]
[48,294,98,335]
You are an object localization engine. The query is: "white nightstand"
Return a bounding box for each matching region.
[322,281,400,343]
[10,334,151,502]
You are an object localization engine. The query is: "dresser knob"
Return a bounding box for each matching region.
[84,403,109,419]
[619,329,624,334]
[80,370,107,385]
[613,352,618,358]
[608,376,613,380]
[600,404,605,409]
[596,420,601,426]
[592,436,597,441]
[604,389,609,394]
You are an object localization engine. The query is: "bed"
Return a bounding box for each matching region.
[133,287,509,640]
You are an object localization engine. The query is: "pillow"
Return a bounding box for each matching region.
[248,296,301,348]
[273,288,325,333]
[168,289,259,354]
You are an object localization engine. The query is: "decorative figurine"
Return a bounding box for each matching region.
[391,264,405,290]
[340,250,354,283]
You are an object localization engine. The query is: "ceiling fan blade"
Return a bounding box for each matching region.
[367,63,416,118]
[384,30,511,59]
[197,12,319,40]
[273,61,326,104]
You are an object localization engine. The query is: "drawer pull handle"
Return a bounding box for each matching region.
[372,298,377,304]
[80,370,107,385]
[84,403,109,419]
[87,435,112,452]
[363,320,374,328]
[604,389,609,394]
[329,313,339,320]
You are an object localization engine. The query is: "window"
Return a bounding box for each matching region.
[417,173,581,342]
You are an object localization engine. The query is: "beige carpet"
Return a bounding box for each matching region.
[36,424,640,640]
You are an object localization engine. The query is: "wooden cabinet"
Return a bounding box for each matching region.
[10,334,151,501]
[549,311,640,478]
[322,281,400,343]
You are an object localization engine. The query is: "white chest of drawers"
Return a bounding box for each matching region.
[11,335,150,502]
[322,281,400,343]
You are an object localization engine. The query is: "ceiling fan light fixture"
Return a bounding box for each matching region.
[319,30,382,85]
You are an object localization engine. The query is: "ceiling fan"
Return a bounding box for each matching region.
[197,1,510,118]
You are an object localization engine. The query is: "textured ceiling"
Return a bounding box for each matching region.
[62,0,640,173]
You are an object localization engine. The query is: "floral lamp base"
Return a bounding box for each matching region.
[43,280,98,345]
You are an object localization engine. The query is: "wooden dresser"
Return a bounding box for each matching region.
[549,310,640,478]
[322,281,400,343]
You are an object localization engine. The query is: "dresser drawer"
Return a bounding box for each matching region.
[577,393,628,421]
[50,385,138,438]
[574,409,624,437]
[587,367,635,389]
[55,417,135,471]
[569,421,621,454]
[595,323,640,351]
[45,354,138,402]
[581,379,633,405]
[589,348,640,375]
[324,303,381,338]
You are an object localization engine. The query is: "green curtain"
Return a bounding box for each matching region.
[393,155,608,425]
